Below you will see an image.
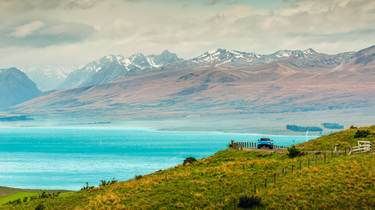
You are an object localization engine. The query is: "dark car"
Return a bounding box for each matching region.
[257,138,273,149]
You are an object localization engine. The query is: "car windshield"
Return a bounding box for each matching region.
[259,138,271,142]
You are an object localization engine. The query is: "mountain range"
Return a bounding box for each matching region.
[59,50,182,89]
[8,45,374,122]
[56,48,356,90]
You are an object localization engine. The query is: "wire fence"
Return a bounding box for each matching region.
[229,140,286,150]
[227,143,355,209]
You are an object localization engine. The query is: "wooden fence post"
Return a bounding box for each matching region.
[273,173,276,185]
[291,165,294,173]
[264,179,267,188]
[308,159,310,168]
[299,160,302,170]
[314,155,317,165]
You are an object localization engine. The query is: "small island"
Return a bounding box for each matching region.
[0,115,33,122]
[286,124,323,132]
[322,123,344,129]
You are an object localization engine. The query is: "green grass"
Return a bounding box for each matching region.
[0,187,70,208]
[0,192,38,206]
[1,126,374,209]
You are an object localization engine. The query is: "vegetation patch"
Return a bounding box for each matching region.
[183,157,197,165]
[238,194,262,209]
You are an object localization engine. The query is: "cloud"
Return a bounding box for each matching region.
[0,0,101,11]
[0,20,96,47]
[0,0,374,70]
[10,21,45,38]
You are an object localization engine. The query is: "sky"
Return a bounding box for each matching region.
[0,0,374,72]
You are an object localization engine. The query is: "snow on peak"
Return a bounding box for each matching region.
[82,51,181,74]
[303,48,317,55]
[193,48,259,65]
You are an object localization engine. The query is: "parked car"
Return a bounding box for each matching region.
[257,138,273,149]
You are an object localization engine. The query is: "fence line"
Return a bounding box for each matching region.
[228,144,360,209]
[229,140,286,150]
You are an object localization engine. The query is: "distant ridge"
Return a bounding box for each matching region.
[14,45,375,119]
[0,67,41,109]
[58,47,357,90]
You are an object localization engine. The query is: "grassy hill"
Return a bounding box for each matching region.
[1,126,374,209]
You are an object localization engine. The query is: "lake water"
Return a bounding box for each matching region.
[0,127,316,190]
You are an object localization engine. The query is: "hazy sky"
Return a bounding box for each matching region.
[0,0,374,71]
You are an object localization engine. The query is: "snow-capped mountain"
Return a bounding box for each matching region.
[59,47,357,90]
[270,48,318,58]
[191,48,260,66]
[59,50,181,89]
[16,45,375,120]
[190,48,354,68]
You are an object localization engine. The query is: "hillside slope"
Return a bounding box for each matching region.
[2,126,374,209]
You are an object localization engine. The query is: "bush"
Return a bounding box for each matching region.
[287,146,301,158]
[100,178,118,187]
[238,195,262,209]
[135,175,143,180]
[183,157,197,165]
[39,192,48,199]
[354,130,370,138]
[80,182,94,191]
[35,203,45,210]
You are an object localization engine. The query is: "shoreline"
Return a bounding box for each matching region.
[0,124,323,138]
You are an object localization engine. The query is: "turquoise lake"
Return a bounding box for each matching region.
[0,127,316,190]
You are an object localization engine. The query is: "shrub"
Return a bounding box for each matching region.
[135,175,143,180]
[35,203,45,210]
[81,182,94,191]
[183,157,197,165]
[39,192,48,199]
[100,178,118,187]
[287,146,301,158]
[238,195,262,209]
[354,130,370,138]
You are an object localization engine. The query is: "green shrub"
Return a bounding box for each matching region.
[183,157,197,165]
[238,195,262,209]
[39,192,48,199]
[100,178,118,187]
[287,146,301,158]
[135,175,143,180]
[80,182,94,191]
[35,203,45,210]
[354,130,370,138]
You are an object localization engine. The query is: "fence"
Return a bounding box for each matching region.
[229,140,286,150]
[228,149,351,209]
[349,141,372,155]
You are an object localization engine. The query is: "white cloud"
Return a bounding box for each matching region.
[11,21,45,38]
[0,0,374,70]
